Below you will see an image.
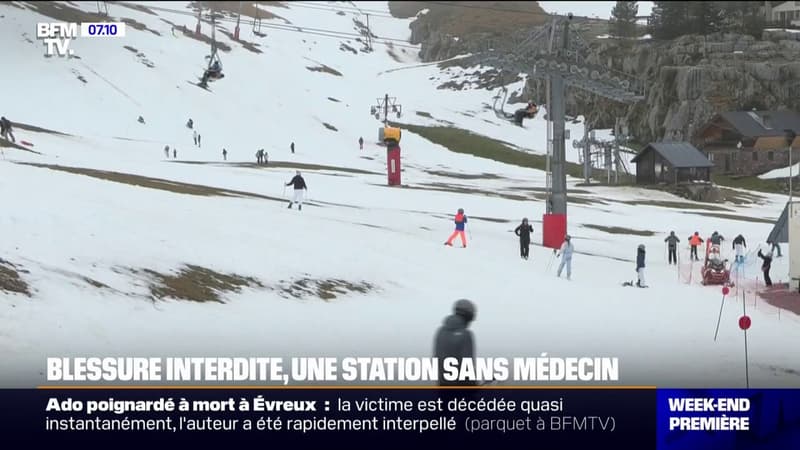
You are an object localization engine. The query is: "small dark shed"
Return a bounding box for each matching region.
[631,142,713,185]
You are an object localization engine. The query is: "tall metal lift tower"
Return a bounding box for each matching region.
[483,14,644,248]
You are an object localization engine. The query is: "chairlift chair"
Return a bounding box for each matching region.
[491,86,538,127]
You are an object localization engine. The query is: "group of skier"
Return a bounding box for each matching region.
[442,207,783,289]
[255,149,269,165]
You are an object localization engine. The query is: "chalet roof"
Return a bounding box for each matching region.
[631,142,714,168]
[715,110,800,138]
[767,202,789,244]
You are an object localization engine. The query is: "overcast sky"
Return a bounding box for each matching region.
[539,1,654,20]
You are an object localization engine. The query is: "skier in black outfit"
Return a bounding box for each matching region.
[664,231,680,265]
[636,244,646,287]
[433,299,476,387]
[514,218,533,260]
[286,170,307,210]
[757,246,773,287]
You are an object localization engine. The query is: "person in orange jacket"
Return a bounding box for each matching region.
[444,208,468,248]
[688,232,703,261]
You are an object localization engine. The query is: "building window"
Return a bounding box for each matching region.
[732,152,737,161]
[752,151,758,161]
[709,153,714,161]
[768,151,774,161]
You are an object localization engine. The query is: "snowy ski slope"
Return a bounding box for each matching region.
[0,1,798,388]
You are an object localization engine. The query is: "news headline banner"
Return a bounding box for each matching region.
[46,357,619,384]
[1,388,655,447]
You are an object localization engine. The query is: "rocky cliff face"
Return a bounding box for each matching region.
[410,11,800,143]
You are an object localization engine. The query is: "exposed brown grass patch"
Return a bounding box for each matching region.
[17,163,287,202]
[83,277,110,289]
[172,160,380,175]
[682,212,777,224]
[116,2,158,15]
[143,265,263,303]
[306,64,343,77]
[375,182,600,205]
[717,187,766,205]
[470,216,511,224]
[13,122,71,136]
[507,186,593,194]
[20,1,108,23]
[413,182,530,201]
[160,19,232,52]
[120,17,161,35]
[220,29,263,53]
[0,259,31,297]
[424,170,502,180]
[583,224,656,236]
[619,199,734,212]
[277,277,374,301]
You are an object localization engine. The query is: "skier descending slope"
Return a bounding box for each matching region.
[732,234,747,264]
[286,171,307,210]
[623,244,648,288]
[556,235,573,280]
[758,245,774,287]
[636,244,647,287]
[688,232,704,261]
[664,231,679,265]
[444,209,468,248]
[514,218,533,260]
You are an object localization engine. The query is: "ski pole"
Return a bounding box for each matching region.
[713,288,728,341]
[545,250,556,273]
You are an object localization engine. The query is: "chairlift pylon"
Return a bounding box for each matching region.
[234,1,241,40]
[195,6,201,35]
[199,13,224,87]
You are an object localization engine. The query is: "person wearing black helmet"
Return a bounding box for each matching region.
[636,244,647,287]
[433,299,476,386]
[514,218,533,260]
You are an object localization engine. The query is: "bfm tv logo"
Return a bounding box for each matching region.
[37,22,125,57]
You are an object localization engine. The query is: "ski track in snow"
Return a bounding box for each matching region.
[0,1,798,388]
